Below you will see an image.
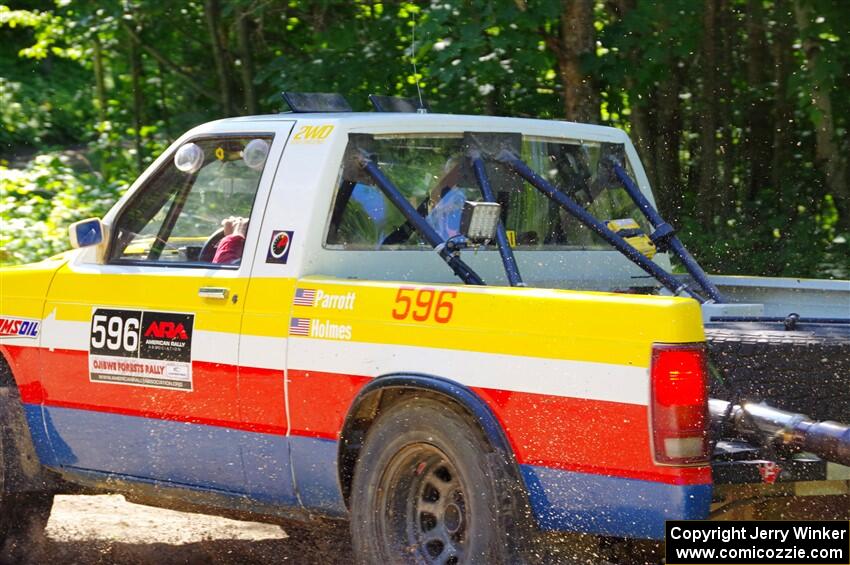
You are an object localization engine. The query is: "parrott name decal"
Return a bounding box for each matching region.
[0,316,40,338]
[292,288,356,310]
[89,308,194,391]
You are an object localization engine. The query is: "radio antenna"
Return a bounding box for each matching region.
[410,15,426,113]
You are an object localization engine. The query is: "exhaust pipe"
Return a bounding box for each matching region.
[709,399,850,467]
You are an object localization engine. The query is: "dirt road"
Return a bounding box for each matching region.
[31,495,353,565]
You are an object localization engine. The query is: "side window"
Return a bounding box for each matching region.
[110,135,273,266]
[504,139,647,249]
[326,136,481,249]
[324,134,645,251]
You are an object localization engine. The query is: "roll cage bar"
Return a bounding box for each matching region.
[348,132,723,304]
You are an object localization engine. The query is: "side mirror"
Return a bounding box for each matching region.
[69,218,105,249]
[459,201,501,244]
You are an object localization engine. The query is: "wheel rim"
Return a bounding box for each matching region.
[377,444,469,564]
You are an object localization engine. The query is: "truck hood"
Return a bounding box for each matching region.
[0,251,74,312]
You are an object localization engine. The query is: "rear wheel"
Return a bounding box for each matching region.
[0,380,55,563]
[350,398,526,564]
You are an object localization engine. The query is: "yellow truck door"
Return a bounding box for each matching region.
[39,130,289,492]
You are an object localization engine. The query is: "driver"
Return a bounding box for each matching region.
[426,156,466,240]
[212,216,249,264]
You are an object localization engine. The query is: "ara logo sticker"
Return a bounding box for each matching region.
[267,230,294,264]
[144,320,190,340]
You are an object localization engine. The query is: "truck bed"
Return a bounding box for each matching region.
[705,320,850,423]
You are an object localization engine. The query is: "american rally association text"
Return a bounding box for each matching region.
[669,525,848,545]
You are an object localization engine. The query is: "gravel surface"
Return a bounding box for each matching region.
[26,495,353,564]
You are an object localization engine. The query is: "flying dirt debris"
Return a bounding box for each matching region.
[2,93,848,564]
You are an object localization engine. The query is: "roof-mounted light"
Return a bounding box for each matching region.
[281,91,352,113]
[368,94,429,113]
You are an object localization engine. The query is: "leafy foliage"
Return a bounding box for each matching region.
[0,153,124,264]
[0,0,847,277]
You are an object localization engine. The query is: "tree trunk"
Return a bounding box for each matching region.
[92,35,107,123]
[235,5,258,115]
[630,89,657,191]
[120,21,218,103]
[549,0,598,123]
[157,61,171,137]
[793,0,849,229]
[716,0,735,209]
[744,0,774,203]
[771,3,794,198]
[128,33,144,174]
[697,0,719,226]
[655,67,683,219]
[204,0,234,115]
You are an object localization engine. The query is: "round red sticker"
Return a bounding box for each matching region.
[270,231,291,259]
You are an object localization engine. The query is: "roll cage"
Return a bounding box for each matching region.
[343,131,723,303]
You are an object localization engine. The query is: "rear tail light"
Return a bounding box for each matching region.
[649,344,709,465]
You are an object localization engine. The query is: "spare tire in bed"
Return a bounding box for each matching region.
[705,322,850,423]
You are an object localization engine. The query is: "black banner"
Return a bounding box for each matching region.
[139,311,193,362]
[666,521,849,564]
[90,308,142,357]
[89,308,194,391]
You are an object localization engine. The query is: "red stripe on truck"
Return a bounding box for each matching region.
[6,345,710,486]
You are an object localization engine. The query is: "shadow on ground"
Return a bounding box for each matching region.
[15,495,353,565]
[36,536,353,565]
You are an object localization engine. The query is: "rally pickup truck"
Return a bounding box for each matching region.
[1,93,849,564]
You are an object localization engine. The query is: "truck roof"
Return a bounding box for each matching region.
[201,112,629,143]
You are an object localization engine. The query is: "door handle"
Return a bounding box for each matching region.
[198,287,229,300]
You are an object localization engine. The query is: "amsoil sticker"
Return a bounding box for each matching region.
[0,316,40,338]
[89,308,194,391]
[266,230,294,264]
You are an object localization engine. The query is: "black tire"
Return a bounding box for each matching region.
[706,323,850,422]
[0,374,55,564]
[350,398,526,565]
[0,493,54,564]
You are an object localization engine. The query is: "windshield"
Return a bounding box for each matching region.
[326,134,648,250]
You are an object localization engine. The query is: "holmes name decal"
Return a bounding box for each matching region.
[89,308,194,391]
[289,316,352,341]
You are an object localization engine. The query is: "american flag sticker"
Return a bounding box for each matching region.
[289,317,311,336]
[293,288,316,307]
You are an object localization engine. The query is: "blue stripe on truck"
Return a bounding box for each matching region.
[26,404,346,513]
[24,403,711,537]
[521,464,712,539]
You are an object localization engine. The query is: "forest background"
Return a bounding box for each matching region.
[1,0,847,277]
